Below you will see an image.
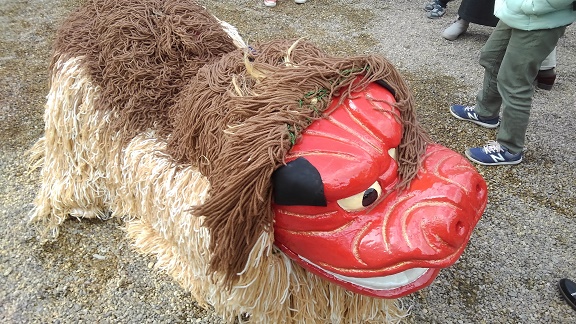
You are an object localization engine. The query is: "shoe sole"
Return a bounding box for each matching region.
[465,151,522,166]
[441,33,459,41]
[450,109,499,129]
[427,12,446,19]
[537,83,553,90]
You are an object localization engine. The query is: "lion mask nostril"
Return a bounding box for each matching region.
[475,180,487,197]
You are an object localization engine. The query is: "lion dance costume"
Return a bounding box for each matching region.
[29,0,488,322]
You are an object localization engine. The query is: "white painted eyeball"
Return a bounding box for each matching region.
[337,181,382,212]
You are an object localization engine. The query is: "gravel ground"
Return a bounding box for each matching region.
[1,0,575,323]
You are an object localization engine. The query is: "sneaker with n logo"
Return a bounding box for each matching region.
[465,141,523,166]
[450,104,500,128]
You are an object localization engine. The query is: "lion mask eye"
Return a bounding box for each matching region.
[337,181,382,212]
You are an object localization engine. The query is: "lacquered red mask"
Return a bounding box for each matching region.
[272,82,487,298]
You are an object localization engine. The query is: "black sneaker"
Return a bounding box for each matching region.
[450,104,500,129]
[559,278,576,311]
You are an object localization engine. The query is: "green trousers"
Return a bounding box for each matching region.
[474,21,566,154]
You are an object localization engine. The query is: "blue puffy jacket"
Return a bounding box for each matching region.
[494,0,576,30]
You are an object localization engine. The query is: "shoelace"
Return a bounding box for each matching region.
[464,106,476,112]
[482,140,503,154]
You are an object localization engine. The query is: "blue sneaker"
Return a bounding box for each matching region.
[465,141,523,166]
[450,105,500,128]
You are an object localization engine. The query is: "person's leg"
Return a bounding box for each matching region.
[495,25,566,153]
[474,21,511,119]
[448,21,508,129]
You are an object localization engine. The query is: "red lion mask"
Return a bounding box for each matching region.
[272,81,487,298]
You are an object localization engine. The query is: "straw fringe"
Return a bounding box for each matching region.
[28,57,122,237]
